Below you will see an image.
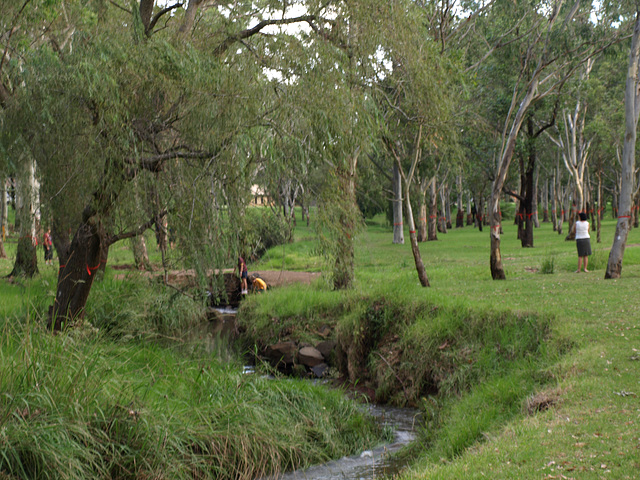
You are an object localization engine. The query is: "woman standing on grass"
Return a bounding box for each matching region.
[575,212,591,273]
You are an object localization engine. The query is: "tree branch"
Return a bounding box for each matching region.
[107,209,168,246]
[107,0,131,15]
[132,149,219,174]
[214,14,318,56]
[148,3,184,35]
[503,188,524,202]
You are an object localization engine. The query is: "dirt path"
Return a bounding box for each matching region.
[251,270,321,287]
[112,264,320,288]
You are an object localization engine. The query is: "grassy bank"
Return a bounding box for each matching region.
[241,210,640,479]
[0,268,384,479]
[2,207,640,479]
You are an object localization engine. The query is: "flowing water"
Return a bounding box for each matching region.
[190,309,421,480]
[261,405,420,480]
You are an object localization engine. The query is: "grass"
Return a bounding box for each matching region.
[0,319,384,479]
[0,218,385,479]
[244,208,640,479]
[2,206,640,478]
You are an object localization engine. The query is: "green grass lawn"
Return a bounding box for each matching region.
[253,211,640,479]
[355,217,640,480]
[1,209,639,479]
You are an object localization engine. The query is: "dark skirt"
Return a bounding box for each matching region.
[576,238,591,257]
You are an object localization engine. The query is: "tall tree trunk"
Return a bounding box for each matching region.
[403,179,429,287]
[0,178,7,259]
[606,12,640,278]
[490,70,540,278]
[445,183,452,229]
[533,163,540,228]
[489,0,568,279]
[178,0,205,36]
[8,159,38,278]
[131,234,150,270]
[333,151,360,290]
[392,162,404,244]
[606,13,640,277]
[394,127,429,287]
[551,172,558,231]
[476,196,484,232]
[428,176,438,241]
[455,176,464,228]
[597,171,602,243]
[466,193,473,225]
[417,199,428,242]
[565,196,577,240]
[48,219,105,330]
[439,181,448,234]
[517,119,536,248]
[52,221,72,268]
[542,178,549,223]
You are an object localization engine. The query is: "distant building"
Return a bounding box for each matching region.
[250,185,271,206]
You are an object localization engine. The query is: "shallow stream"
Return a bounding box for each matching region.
[202,309,421,480]
[261,404,420,480]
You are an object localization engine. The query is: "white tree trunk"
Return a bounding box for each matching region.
[606,11,640,279]
[392,162,404,244]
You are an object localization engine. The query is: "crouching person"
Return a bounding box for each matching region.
[250,275,267,293]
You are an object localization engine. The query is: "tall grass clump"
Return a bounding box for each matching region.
[539,255,555,274]
[86,276,205,340]
[0,317,384,480]
[237,285,345,345]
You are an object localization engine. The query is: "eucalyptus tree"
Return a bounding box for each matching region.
[586,45,626,242]
[605,4,640,279]
[546,60,595,213]
[472,0,623,279]
[372,0,460,287]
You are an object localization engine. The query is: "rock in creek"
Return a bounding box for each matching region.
[265,341,298,365]
[297,346,325,367]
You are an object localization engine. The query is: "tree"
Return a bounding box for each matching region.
[3,0,285,327]
[546,59,595,236]
[483,0,620,279]
[605,8,640,279]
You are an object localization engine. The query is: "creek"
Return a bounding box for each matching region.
[199,308,421,480]
[260,404,420,480]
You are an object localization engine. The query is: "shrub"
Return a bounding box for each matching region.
[243,209,291,260]
[540,255,555,274]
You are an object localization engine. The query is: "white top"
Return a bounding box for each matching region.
[575,220,590,240]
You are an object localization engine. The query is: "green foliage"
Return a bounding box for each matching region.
[86,276,205,339]
[242,208,291,260]
[0,317,382,480]
[540,254,555,274]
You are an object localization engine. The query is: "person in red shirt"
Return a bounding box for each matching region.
[237,256,248,294]
[43,228,53,265]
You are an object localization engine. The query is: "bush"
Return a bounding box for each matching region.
[540,255,555,274]
[243,209,291,260]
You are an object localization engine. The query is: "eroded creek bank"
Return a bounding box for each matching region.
[181,271,555,478]
[201,305,422,480]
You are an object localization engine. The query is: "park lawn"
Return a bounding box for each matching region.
[2,209,639,479]
[348,217,640,480]
[251,211,640,479]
